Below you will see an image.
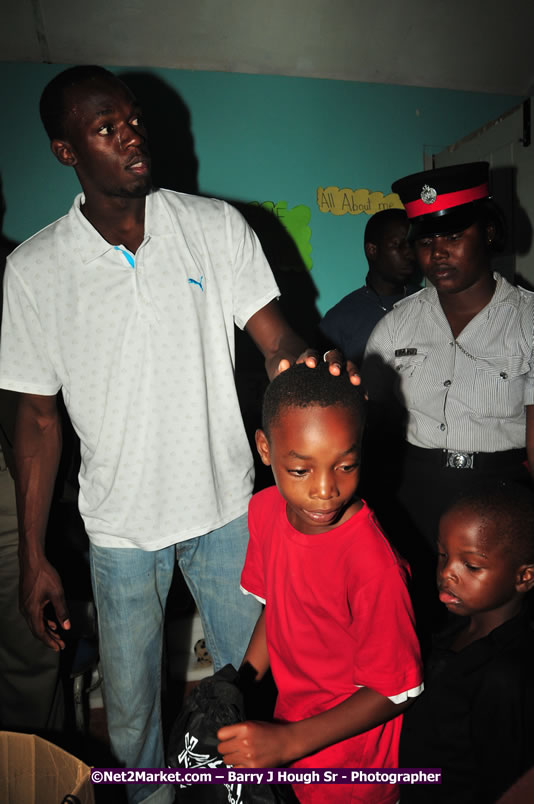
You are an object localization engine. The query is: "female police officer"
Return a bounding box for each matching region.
[362,162,534,631]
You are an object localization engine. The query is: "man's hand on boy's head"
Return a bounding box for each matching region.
[217,720,295,768]
[244,301,360,384]
[277,348,361,385]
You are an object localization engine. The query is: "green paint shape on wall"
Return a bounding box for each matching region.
[251,201,313,270]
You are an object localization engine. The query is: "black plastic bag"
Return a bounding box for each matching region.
[167,664,297,803]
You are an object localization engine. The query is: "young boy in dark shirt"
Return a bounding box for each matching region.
[400,480,534,803]
[218,363,423,804]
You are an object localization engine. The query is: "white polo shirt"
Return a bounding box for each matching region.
[364,274,534,453]
[0,189,279,549]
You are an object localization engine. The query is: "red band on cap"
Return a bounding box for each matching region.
[404,182,489,218]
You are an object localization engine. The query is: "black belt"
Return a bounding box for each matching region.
[405,443,527,470]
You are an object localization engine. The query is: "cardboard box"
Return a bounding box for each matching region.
[0,731,95,804]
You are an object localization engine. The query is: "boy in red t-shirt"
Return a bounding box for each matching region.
[217,362,423,803]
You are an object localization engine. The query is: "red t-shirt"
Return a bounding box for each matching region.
[241,486,423,804]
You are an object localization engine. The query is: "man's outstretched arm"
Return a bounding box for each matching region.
[245,300,360,384]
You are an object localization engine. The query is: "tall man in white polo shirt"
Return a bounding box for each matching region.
[0,66,356,804]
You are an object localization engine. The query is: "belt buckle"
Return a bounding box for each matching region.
[445,450,474,470]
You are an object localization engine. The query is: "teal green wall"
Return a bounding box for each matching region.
[0,62,519,314]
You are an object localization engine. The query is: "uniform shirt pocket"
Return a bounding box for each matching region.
[474,355,531,418]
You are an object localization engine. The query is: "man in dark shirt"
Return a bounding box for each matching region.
[320,208,418,365]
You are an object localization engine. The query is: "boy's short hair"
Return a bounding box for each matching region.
[446,480,534,565]
[40,65,116,141]
[262,362,366,438]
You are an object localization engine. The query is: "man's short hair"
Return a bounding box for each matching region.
[40,65,116,141]
[364,208,408,246]
[262,362,366,438]
[445,480,534,566]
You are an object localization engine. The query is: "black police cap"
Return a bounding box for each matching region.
[392,162,490,239]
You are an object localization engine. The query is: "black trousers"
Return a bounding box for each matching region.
[396,446,530,551]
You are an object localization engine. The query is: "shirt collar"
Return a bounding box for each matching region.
[424,272,515,308]
[144,188,176,236]
[69,189,175,264]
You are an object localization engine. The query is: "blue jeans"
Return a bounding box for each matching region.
[89,513,261,804]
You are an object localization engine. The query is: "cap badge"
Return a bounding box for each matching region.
[420,184,437,205]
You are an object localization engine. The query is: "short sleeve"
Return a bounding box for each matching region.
[240,495,267,604]
[361,314,398,404]
[350,564,423,698]
[225,204,280,330]
[521,297,534,406]
[0,258,61,395]
[363,313,394,362]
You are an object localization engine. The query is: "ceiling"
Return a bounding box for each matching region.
[2,0,534,97]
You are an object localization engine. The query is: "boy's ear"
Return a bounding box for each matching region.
[255,429,272,467]
[51,138,78,167]
[516,564,534,594]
